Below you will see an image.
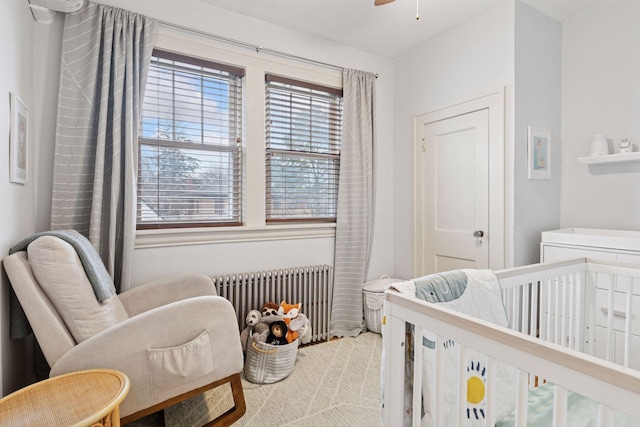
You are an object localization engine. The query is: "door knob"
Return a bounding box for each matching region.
[473,230,484,245]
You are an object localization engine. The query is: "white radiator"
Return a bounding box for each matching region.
[213,265,333,343]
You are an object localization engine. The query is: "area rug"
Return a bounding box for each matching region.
[164,332,382,426]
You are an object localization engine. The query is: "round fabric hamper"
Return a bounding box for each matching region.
[362,275,403,334]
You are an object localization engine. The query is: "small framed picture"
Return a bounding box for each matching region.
[9,92,28,184]
[527,126,550,180]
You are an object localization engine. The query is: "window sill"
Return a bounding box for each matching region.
[135,223,337,249]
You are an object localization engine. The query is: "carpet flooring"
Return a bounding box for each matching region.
[159,332,382,426]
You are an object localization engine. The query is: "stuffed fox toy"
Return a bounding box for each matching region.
[278,301,301,343]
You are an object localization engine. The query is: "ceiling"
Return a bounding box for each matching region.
[196,0,608,58]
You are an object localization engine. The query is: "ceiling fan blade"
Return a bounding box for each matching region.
[374,0,395,6]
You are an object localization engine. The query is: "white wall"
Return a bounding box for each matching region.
[392,1,515,279]
[0,0,55,395]
[561,0,640,230]
[513,2,562,265]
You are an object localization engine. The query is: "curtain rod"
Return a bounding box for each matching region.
[158,20,379,78]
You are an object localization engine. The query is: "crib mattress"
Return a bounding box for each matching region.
[496,382,640,427]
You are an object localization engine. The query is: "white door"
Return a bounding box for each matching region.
[414,92,505,277]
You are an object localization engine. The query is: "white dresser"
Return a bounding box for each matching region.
[541,228,640,265]
[541,228,640,369]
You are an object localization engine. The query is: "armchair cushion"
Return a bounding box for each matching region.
[27,236,129,342]
[118,273,216,317]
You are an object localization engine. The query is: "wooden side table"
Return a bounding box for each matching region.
[0,369,130,427]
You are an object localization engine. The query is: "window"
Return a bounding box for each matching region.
[137,50,243,228]
[265,75,343,223]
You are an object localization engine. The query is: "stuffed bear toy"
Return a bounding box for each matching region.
[252,302,283,343]
[266,320,289,346]
[278,301,302,343]
[239,309,261,352]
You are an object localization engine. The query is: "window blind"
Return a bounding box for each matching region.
[137,50,243,228]
[265,74,343,222]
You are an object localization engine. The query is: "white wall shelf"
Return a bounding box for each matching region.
[578,151,640,165]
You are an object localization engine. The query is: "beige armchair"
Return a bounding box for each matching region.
[3,235,245,425]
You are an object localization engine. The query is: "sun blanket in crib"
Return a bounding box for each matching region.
[392,269,516,427]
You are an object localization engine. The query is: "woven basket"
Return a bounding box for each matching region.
[362,275,402,334]
[244,335,298,384]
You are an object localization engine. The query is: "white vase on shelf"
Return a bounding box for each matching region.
[590,134,609,156]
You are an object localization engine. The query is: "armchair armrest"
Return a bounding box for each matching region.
[118,274,216,316]
[50,295,242,417]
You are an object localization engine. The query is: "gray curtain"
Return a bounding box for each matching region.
[330,69,376,338]
[50,2,157,292]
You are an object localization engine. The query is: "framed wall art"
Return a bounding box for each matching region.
[9,92,28,184]
[527,126,550,180]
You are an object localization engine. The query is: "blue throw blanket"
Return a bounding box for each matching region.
[413,270,468,303]
[9,230,116,339]
[412,270,468,348]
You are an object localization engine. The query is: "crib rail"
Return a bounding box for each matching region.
[498,258,640,368]
[382,258,640,427]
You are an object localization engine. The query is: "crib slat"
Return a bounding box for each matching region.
[606,274,615,362]
[381,313,406,426]
[597,404,613,427]
[624,281,633,368]
[512,286,520,332]
[514,369,528,427]
[546,278,553,342]
[522,283,530,335]
[575,273,582,351]
[457,345,467,427]
[555,277,562,345]
[413,326,423,427]
[561,274,568,347]
[552,385,568,427]
[529,281,539,389]
[485,357,496,427]
[568,273,575,349]
[531,281,539,340]
[504,287,514,330]
[434,335,443,426]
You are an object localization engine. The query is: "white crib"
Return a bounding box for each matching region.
[382,258,640,427]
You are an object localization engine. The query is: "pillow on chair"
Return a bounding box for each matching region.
[27,236,129,342]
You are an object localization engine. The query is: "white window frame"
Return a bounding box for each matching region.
[135,26,341,248]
